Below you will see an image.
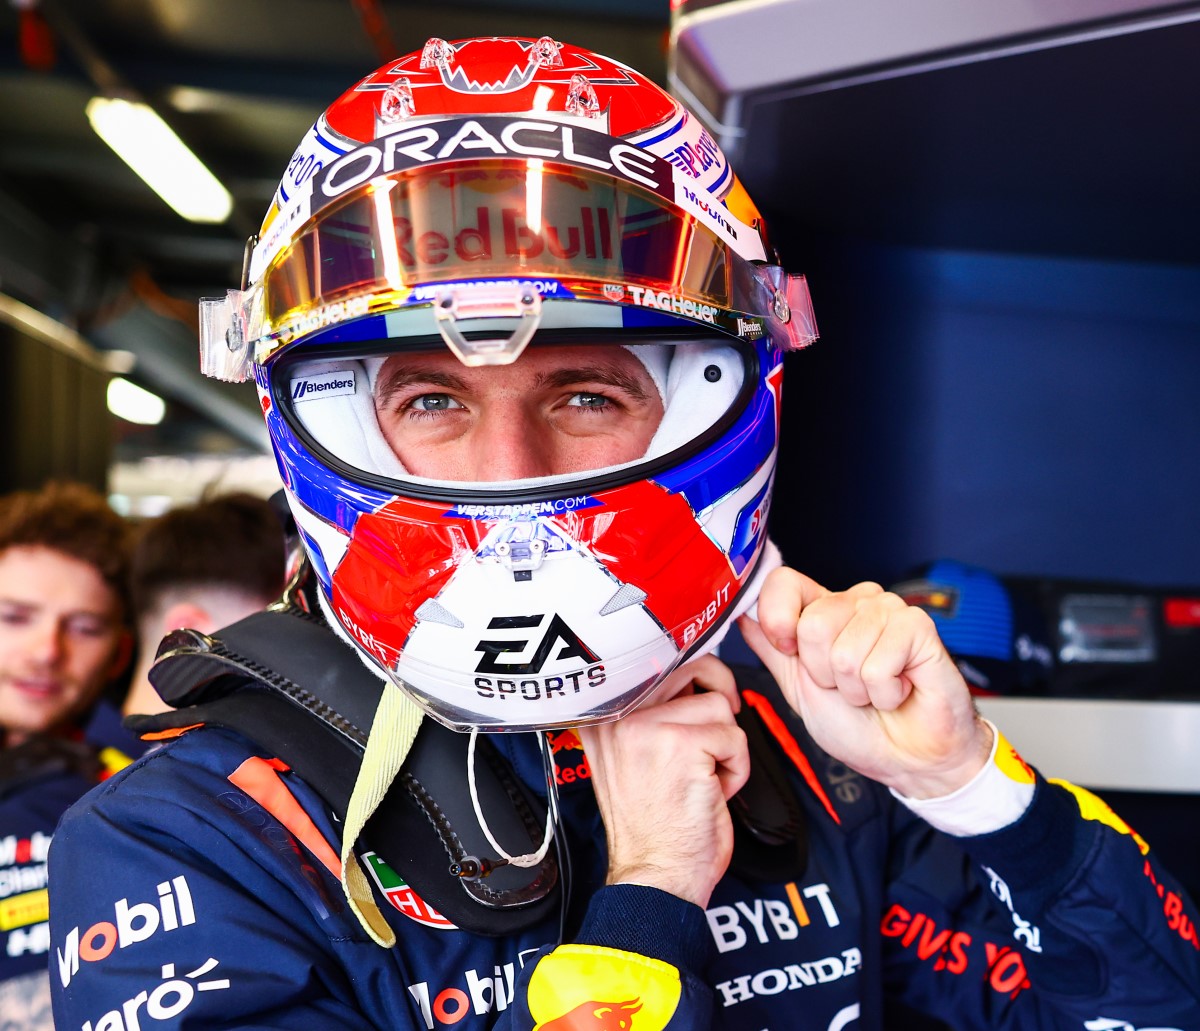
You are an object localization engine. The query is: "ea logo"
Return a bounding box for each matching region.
[474,613,599,675]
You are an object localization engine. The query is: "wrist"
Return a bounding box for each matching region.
[888,716,994,801]
[891,720,1037,836]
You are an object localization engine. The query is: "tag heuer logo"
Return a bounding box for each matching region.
[363,852,455,929]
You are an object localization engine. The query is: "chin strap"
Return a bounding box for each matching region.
[340,683,424,947]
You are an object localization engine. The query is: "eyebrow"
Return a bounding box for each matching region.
[535,365,654,401]
[0,596,114,621]
[374,368,467,408]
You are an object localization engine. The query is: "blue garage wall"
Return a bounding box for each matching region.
[772,240,1200,590]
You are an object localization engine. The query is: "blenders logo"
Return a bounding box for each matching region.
[474,614,605,702]
[313,116,674,204]
[291,370,357,402]
[736,318,764,339]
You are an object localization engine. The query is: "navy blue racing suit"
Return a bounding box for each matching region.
[46,657,1200,1030]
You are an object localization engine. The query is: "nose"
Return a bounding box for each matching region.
[25,617,66,669]
[470,406,556,482]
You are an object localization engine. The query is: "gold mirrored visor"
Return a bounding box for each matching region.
[250,158,814,363]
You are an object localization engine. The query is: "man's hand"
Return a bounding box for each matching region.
[738,569,992,800]
[579,656,750,908]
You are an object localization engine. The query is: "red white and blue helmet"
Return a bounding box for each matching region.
[199,36,817,732]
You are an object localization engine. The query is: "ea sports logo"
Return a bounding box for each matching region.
[474,613,598,675]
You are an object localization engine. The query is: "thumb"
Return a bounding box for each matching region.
[736,613,792,685]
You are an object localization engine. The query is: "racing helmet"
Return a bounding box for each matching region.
[199,36,817,733]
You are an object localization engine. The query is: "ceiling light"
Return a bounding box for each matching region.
[86,96,233,224]
[107,377,166,425]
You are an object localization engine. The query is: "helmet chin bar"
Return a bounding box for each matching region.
[434,282,543,367]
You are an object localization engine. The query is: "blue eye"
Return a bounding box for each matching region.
[411,394,462,412]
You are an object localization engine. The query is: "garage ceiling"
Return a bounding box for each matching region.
[0,0,670,462]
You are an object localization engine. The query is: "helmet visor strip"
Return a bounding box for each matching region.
[201,157,815,379]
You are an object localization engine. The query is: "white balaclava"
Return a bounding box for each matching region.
[288,338,747,484]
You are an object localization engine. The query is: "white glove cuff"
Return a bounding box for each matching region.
[890,720,1036,837]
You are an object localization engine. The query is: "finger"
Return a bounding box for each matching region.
[655,687,740,727]
[737,612,784,683]
[656,655,739,711]
[601,687,738,738]
[659,717,749,800]
[754,567,831,655]
[796,582,888,694]
[711,724,751,800]
[825,589,914,708]
[584,705,748,798]
[865,603,963,710]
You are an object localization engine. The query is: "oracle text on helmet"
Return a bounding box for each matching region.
[318,118,665,202]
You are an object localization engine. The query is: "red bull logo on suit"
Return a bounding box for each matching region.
[527,944,680,1030]
[537,998,642,1030]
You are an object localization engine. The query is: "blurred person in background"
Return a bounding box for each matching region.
[122,491,290,718]
[0,480,134,1028]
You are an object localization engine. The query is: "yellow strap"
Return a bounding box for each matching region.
[340,685,424,947]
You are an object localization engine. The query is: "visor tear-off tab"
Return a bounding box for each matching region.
[434,282,543,366]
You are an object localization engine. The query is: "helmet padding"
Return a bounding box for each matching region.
[287,340,744,485]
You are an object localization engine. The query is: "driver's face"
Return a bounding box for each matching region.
[373,345,664,481]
